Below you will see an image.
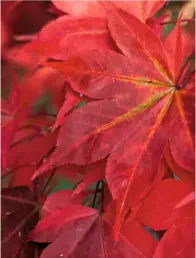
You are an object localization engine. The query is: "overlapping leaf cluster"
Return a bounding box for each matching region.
[1,1,195,258]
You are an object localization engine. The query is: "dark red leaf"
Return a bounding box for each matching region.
[2,187,39,258]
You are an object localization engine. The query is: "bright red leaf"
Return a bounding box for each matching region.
[136,179,192,230]
[33,9,194,238]
[153,204,194,258]
[1,2,195,257]
[175,191,195,208]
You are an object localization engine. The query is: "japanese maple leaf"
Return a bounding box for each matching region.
[1,187,39,258]
[34,8,194,237]
[29,204,157,258]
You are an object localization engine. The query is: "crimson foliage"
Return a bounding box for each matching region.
[1,1,195,258]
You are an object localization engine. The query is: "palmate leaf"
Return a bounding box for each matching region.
[29,204,157,258]
[33,7,194,237]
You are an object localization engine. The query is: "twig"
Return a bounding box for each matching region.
[161,19,195,25]
[92,181,102,208]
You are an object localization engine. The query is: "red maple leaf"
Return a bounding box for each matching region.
[1,2,195,257]
[32,6,194,239]
[29,204,157,258]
